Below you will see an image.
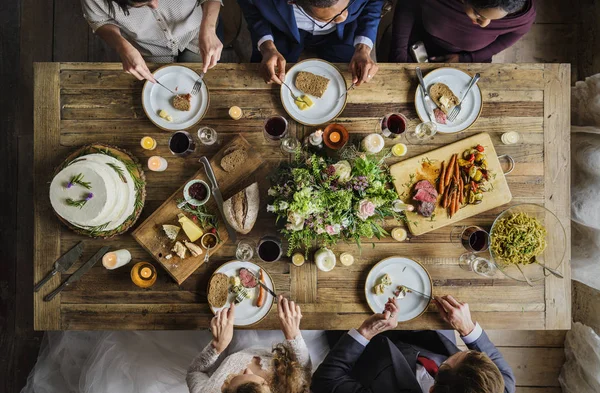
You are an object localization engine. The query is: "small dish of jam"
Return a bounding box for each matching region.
[183,179,210,206]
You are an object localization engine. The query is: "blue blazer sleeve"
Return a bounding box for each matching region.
[237,0,273,48]
[466,330,516,393]
[355,0,385,44]
[311,333,371,393]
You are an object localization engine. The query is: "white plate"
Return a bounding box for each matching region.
[142,65,209,131]
[365,256,432,322]
[209,261,275,327]
[415,67,482,133]
[281,59,347,126]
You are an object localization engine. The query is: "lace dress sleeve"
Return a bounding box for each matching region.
[186,343,220,393]
[284,335,311,369]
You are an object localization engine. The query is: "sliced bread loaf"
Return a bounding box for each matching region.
[295,71,330,98]
[223,182,259,234]
[220,149,248,172]
[429,83,459,114]
[208,273,229,308]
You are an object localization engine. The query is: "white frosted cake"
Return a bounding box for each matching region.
[49,153,138,232]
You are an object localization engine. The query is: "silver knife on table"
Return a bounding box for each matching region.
[34,241,84,292]
[199,156,237,243]
[416,67,437,122]
[249,269,277,298]
[44,246,110,302]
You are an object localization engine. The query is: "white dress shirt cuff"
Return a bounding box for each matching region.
[353,36,374,49]
[257,35,275,51]
[348,328,370,346]
[460,322,483,344]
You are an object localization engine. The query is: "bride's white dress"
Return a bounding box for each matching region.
[20,330,329,393]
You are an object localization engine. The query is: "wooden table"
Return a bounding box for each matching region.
[33,62,571,331]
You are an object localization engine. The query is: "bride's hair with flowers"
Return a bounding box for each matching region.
[223,343,311,393]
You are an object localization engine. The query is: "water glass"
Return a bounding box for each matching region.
[235,240,255,261]
[459,253,496,277]
[281,136,300,153]
[197,127,218,145]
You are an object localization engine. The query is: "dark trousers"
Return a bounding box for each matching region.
[251,29,356,63]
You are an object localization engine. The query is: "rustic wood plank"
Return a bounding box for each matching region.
[543,64,572,330]
[290,260,318,303]
[33,63,62,330]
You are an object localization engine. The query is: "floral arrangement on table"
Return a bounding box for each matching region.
[267,148,403,255]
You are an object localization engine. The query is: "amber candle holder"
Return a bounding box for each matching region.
[323,123,349,150]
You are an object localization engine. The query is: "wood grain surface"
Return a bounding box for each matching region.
[33,62,571,331]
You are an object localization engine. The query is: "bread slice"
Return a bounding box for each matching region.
[429,83,459,114]
[172,94,191,111]
[223,183,259,234]
[208,273,229,308]
[220,149,248,172]
[295,71,330,98]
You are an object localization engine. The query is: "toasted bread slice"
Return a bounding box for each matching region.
[172,94,191,111]
[220,149,248,172]
[295,71,330,98]
[208,273,229,308]
[429,83,459,115]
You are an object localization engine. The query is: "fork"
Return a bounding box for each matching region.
[234,287,248,304]
[281,81,300,101]
[447,73,480,122]
[337,82,356,100]
[191,72,205,96]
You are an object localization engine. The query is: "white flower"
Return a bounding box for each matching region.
[268,188,278,197]
[332,160,352,183]
[286,212,304,231]
[266,204,277,213]
[372,180,382,189]
[316,227,326,234]
[356,199,376,221]
[279,201,289,210]
[341,217,350,228]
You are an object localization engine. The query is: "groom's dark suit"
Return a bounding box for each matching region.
[311,330,515,393]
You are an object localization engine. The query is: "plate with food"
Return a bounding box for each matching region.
[208,261,275,326]
[415,67,482,133]
[490,204,566,282]
[142,65,209,131]
[365,256,432,322]
[280,59,347,126]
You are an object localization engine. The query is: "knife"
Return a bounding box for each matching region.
[44,246,109,302]
[199,156,237,243]
[399,284,432,300]
[250,269,277,298]
[154,79,177,95]
[34,241,84,292]
[416,67,436,122]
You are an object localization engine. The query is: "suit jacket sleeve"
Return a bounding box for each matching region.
[311,333,371,393]
[355,0,386,45]
[237,0,273,48]
[389,0,419,62]
[466,330,516,393]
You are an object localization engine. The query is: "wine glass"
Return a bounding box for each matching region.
[378,113,407,138]
[450,225,489,253]
[459,253,496,277]
[406,121,437,144]
[281,136,300,153]
[197,127,218,145]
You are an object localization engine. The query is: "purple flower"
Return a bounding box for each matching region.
[66,182,73,189]
[85,193,94,201]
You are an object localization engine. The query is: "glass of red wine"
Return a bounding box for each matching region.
[169,131,196,157]
[450,225,490,253]
[263,116,288,142]
[379,113,407,138]
[257,236,283,263]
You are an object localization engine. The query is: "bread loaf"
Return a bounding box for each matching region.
[208,273,229,308]
[223,183,259,234]
[430,83,459,114]
[295,71,330,98]
[220,149,248,172]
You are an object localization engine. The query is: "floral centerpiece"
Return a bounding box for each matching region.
[267,149,402,255]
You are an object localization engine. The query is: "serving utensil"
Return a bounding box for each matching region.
[154,79,177,95]
[337,82,356,100]
[447,73,480,122]
[515,263,534,287]
[34,241,84,292]
[191,72,205,96]
[44,246,110,302]
[199,156,237,243]
[397,284,432,300]
[533,257,564,279]
[415,67,436,122]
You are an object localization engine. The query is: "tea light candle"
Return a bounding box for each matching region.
[148,156,168,172]
[329,131,341,143]
[102,249,132,270]
[501,131,520,145]
[140,266,152,278]
[140,136,157,150]
[229,106,243,120]
[361,133,385,154]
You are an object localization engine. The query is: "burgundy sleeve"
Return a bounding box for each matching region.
[389,0,419,63]
[459,25,532,62]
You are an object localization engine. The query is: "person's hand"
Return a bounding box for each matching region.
[259,41,286,84]
[278,295,302,340]
[210,303,235,354]
[350,44,379,87]
[198,28,223,73]
[117,42,156,82]
[434,295,476,337]
[429,54,460,63]
[357,297,399,340]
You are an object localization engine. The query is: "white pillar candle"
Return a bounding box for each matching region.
[102,249,132,270]
[361,134,385,154]
[148,156,168,172]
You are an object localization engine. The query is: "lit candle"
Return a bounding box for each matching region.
[140,136,157,150]
[148,156,168,172]
[339,252,354,266]
[361,133,385,154]
[140,267,152,278]
[501,131,520,145]
[228,106,243,120]
[329,131,341,143]
[102,249,132,270]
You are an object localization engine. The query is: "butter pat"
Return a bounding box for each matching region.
[294,95,314,111]
[178,213,203,242]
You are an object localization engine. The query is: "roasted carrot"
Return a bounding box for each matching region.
[458,177,464,204]
[454,190,460,214]
[256,269,265,307]
[454,156,460,183]
[438,161,445,195]
[442,184,451,208]
[445,154,456,187]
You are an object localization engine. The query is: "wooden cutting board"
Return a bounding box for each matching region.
[132,136,264,285]
[390,133,512,236]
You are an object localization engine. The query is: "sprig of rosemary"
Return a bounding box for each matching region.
[67,173,92,190]
[66,193,93,209]
[106,163,127,183]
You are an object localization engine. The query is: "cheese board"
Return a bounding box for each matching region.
[390,133,512,236]
[132,136,265,285]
